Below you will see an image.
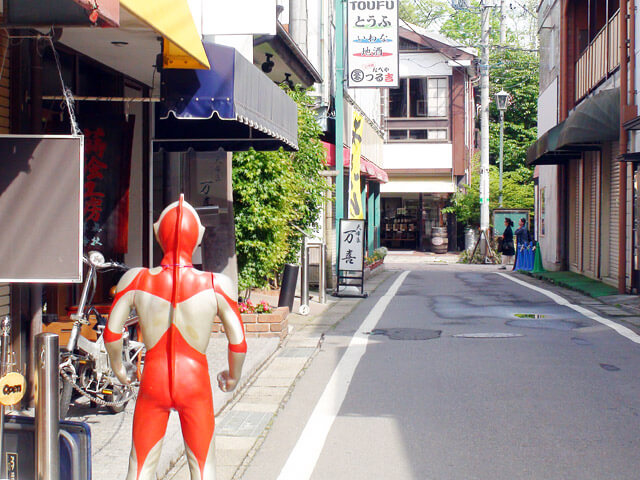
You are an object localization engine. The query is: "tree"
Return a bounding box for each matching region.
[399,0,453,29]
[489,48,539,171]
[232,87,329,291]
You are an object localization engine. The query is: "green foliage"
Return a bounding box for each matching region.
[233,87,329,290]
[439,1,504,46]
[444,156,534,227]
[399,0,453,28]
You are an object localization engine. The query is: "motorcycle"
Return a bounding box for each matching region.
[59,250,144,419]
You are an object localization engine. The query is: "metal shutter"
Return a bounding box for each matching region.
[568,160,580,270]
[609,142,620,281]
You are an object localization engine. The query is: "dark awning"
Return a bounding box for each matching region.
[155,43,298,152]
[527,88,619,166]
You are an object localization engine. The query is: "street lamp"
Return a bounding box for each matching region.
[495,90,510,207]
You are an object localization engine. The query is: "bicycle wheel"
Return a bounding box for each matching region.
[105,385,129,414]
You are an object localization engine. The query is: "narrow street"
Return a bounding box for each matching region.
[235,259,640,480]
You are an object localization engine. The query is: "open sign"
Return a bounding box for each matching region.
[0,372,26,406]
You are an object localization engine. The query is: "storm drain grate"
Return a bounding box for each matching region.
[453,333,524,339]
[368,328,442,340]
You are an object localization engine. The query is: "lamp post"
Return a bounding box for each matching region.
[495,89,510,207]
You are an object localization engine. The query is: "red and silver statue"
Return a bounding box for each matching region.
[105,195,247,480]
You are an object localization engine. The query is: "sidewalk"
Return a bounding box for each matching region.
[166,266,394,480]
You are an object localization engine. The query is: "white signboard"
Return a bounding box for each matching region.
[338,219,365,271]
[347,0,399,88]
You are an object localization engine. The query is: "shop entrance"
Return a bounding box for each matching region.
[381,193,450,251]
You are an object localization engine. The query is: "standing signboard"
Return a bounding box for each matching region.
[336,219,368,297]
[347,0,399,88]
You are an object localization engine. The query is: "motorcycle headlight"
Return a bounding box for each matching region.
[88,251,105,266]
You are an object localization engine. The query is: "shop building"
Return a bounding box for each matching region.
[273,1,386,287]
[0,0,299,401]
[381,21,477,252]
[528,0,640,292]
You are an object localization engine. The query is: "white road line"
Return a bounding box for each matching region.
[276,271,410,480]
[497,273,640,344]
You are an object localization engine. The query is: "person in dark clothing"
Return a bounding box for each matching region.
[515,217,530,246]
[499,218,515,269]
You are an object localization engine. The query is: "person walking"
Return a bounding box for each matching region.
[499,217,515,269]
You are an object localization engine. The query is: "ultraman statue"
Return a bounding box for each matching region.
[105,195,247,480]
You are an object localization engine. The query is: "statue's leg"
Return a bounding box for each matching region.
[177,394,216,480]
[126,392,171,480]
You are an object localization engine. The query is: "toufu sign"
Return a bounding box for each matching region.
[347,0,399,88]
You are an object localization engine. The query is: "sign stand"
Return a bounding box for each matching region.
[334,219,368,298]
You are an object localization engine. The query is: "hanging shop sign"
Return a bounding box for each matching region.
[82,114,135,256]
[348,111,365,219]
[347,0,399,88]
[0,135,83,283]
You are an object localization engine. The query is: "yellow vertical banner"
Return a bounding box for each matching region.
[348,111,364,219]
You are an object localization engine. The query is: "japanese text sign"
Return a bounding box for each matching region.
[339,219,365,271]
[348,111,364,219]
[347,0,399,88]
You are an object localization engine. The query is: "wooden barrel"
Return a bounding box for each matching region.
[431,227,448,254]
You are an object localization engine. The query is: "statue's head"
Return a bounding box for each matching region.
[153,195,205,260]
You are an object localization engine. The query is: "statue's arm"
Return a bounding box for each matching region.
[213,274,246,392]
[105,268,143,385]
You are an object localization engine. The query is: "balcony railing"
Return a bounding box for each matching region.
[575,10,620,101]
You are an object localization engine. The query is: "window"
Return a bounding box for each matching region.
[389,78,408,117]
[388,129,448,142]
[388,77,449,118]
[427,78,448,117]
[389,129,408,140]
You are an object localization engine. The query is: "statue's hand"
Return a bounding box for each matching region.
[115,362,137,386]
[217,370,238,392]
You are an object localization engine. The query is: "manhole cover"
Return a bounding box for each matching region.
[514,313,546,319]
[507,319,581,331]
[369,328,441,340]
[453,333,524,338]
[600,363,620,372]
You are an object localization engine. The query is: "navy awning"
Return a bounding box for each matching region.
[155,43,298,152]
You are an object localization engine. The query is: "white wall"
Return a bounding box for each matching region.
[400,52,452,77]
[346,88,382,128]
[383,143,453,170]
[381,177,455,193]
[538,78,558,135]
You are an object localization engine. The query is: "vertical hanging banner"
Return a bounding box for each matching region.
[348,111,365,219]
[347,0,399,88]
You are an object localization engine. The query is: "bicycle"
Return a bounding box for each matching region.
[59,250,145,419]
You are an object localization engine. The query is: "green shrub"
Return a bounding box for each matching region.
[233,87,329,290]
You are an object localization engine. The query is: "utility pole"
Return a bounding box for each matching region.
[499,0,506,45]
[335,0,345,271]
[479,2,491,234]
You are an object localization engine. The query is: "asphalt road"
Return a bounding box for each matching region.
[241,264,640,480]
